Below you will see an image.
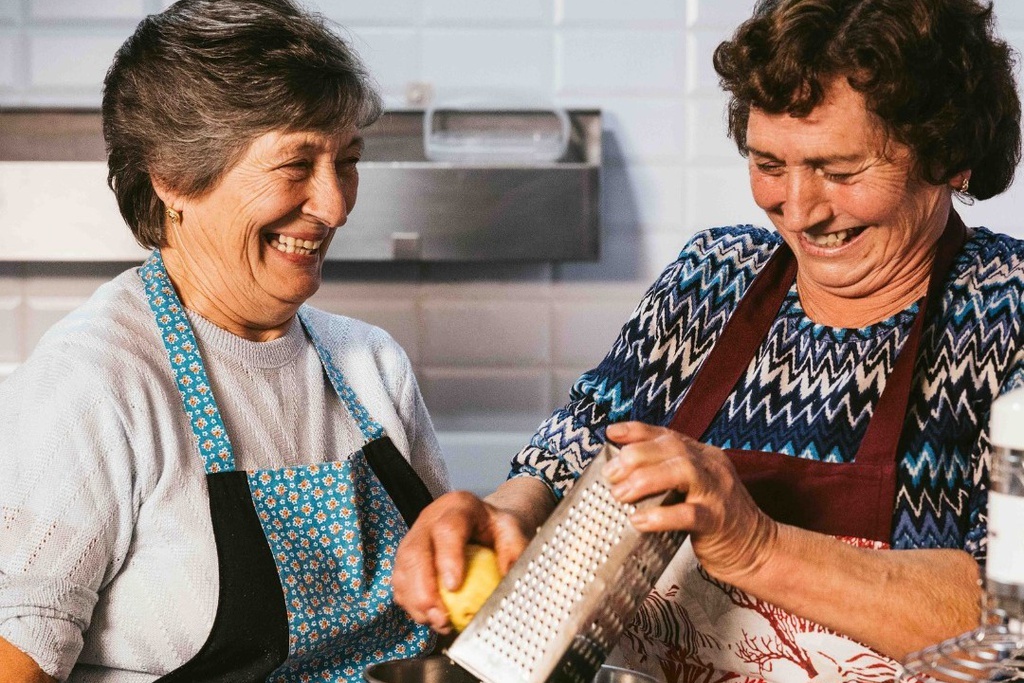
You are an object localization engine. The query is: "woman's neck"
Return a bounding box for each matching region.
[159,246,295,342]
[796,258,933,329]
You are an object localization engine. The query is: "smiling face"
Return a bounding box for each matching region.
[157,126,363,340]
[747,78,956,326]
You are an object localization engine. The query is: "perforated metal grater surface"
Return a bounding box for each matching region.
[446,443,688,683]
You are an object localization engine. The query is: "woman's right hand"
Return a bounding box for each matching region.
[393,484,543,633]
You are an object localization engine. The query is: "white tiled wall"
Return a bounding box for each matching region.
[2,0,1024,493]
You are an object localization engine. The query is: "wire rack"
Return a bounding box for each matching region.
[899,610,1024,682]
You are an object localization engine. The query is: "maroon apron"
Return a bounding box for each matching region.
[612,212,966,683]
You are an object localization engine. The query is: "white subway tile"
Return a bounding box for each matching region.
[421,278,552,298]
[551,297,641,366]
[554,224,693,286]
[560,0,685,26]
[641,228,698,280]
[421,299,550,366]
[0,32,17,88]
[347,29,421,96]
[593,97,687,162]
[554,226,650,285]
[1007,32,1024,101]
[311,0,422,25]
[28,33,124,88]
[0,2,19,21]
[602,161,685,228]
[1006,30,1024,54]
[0,296,21,362]
[686,0,754,29]
[685,165,763,231]
[557,29,685,95]
[31,0,144,20]
[552,367,590,405]
[419,368,551,431]
[552,279,649,308]
[23,273,112,297]
[425,0,548,25]
[686,96,737,162]
[5,88,98,107]
[435,430,531,494]
[686,28,731,95]
[994,2,1024,29]
[422,262,552,282]
[423,29,552,91]
[959,178,1024,238]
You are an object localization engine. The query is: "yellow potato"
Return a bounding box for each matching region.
[438,544,502,631]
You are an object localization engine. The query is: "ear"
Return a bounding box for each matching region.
[150,175,186,213]
[950,171,972,193]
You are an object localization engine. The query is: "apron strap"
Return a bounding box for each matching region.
[154,472,290,683]
[363,437,435,527]
[298,308,386,444]
[141,250,237,474]
[856,211,966,463]
[668,244,795,439]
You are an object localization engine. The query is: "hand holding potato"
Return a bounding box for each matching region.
[437,544,503,631]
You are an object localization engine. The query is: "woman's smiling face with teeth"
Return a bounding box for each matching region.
[159,126,362,340]
[746,78,951,310]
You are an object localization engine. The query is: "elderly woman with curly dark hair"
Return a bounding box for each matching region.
[394,0,1024,680]
[0,1,449,681]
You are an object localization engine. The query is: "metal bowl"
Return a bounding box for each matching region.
[364,657,657,683]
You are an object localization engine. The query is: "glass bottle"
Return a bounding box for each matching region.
[900,387,1024,682]
[986,386,1024,629]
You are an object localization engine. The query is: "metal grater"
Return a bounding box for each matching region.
[446,443,688,683]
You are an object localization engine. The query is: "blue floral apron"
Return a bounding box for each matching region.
[139,251,434,682]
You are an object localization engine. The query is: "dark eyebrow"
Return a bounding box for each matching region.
[747,145,863,166]
[286,135,364,156]
[747,146,782,161]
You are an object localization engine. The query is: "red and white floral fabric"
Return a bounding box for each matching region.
[614,537,898,683]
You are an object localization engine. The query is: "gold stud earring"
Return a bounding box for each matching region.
[960,176,971,195]
[166,207,181,223]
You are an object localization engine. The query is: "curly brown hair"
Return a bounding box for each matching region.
[713,0,1021,200]
[102,0,382,248]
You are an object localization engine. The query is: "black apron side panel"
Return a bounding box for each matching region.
[156,471,289,683]
[363,437,435,527]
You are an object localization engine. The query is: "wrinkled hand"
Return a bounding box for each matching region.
[393,491,531,634]
[602,422,778,584]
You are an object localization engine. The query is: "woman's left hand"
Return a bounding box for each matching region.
[602,421,778,585]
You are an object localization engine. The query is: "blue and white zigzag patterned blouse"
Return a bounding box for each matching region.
[510,225,1024,562]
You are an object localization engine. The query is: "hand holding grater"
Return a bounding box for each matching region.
[446,442,688,683]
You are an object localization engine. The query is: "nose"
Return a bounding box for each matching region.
[304,166,349,228]
[782,169,832,232]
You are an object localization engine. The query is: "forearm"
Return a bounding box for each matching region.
[731,523,982,659]
[0,637,55,683]
[484,476,558,535]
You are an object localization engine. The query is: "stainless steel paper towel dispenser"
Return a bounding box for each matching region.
[0,109,601,262]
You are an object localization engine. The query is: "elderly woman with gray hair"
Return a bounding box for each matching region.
[0,1,449,681]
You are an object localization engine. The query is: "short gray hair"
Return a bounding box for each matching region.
[102,0,383,248]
